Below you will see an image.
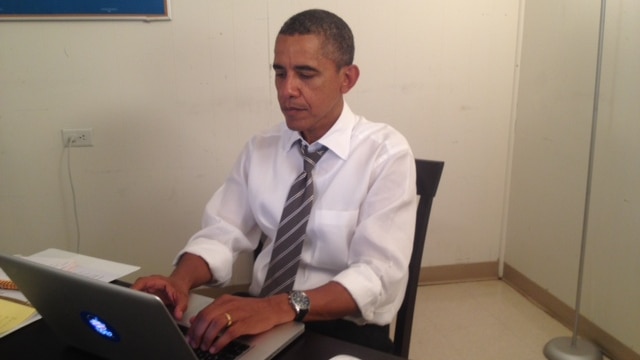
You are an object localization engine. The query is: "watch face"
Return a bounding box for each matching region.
[291,291,310,309]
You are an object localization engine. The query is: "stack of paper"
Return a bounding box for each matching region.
[0,297,38,337]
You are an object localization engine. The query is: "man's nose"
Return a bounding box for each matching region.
[280,76,300,97]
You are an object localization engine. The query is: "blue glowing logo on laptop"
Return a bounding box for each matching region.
[81,311,120,342]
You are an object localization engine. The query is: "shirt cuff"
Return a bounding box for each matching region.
[332,263,385,324]
[175,237,234,286]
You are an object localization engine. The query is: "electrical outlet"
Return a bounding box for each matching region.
[62,128,93,147]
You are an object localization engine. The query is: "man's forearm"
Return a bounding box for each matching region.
[303,281,360,322]
[171,253,214,290]
[172,255,359,323]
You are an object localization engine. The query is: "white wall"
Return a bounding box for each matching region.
[505,0,600,307]
[505,0,640,352]
[587,0,640,348]
[0,0,520,281]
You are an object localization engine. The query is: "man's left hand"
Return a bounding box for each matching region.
[186,293,294,354]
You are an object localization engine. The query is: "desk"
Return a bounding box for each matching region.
[0,318,405,360]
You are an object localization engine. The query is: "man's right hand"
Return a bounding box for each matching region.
[131,253,214,322]
[131,275,190,321]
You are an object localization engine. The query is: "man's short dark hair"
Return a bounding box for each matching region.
[278,9,355,69]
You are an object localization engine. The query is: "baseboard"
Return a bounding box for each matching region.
[418,261,499,285]
[502,263,640,360]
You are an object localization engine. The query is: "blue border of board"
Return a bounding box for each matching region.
[0,0,169,19]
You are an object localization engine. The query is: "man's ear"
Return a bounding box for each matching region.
[340,64,360,94]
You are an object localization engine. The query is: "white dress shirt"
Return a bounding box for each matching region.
[178,103,417,325]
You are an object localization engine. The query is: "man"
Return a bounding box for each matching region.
[133,9,416,355]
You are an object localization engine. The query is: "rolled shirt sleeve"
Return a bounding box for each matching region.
[332,143,417,324]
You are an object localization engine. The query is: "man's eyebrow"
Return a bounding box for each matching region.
[293,65,320,73]
[271,64,320,73]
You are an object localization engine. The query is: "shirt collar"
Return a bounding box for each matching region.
[282,102,355,160]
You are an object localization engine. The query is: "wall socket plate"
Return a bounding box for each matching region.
[62,128,93,147]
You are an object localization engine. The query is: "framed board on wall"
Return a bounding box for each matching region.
[0,0,171,21]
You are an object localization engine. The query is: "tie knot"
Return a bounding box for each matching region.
[300,144,327,172]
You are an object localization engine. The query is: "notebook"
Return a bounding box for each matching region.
[0,253,304,360]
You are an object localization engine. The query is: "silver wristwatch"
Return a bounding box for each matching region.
[288,290,310,322]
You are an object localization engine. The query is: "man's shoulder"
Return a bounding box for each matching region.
[248,122,291,147]
[352,114,411,149]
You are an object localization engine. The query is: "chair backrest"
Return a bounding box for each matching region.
[393,159,444,358]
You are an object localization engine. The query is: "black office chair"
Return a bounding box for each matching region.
[392,159,444,358]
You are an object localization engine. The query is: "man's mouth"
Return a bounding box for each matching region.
[282,106,306,114]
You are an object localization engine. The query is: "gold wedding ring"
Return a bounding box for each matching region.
[224,312,233,327]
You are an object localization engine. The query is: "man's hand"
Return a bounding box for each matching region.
[131,252,213,321]
[131,275,190,321]
[187,293,294,354]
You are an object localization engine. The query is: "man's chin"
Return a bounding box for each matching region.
[284,117,308,132]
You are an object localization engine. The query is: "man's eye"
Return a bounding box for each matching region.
[298,73,315,79]
[275,72,286,78]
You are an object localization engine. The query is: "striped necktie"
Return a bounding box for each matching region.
[260,142,328,297]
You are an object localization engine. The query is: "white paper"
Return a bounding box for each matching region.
[26,248,140,282]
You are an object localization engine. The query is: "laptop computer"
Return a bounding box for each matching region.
[0,253,304,360]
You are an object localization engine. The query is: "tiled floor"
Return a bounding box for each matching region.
[408,280,610,360]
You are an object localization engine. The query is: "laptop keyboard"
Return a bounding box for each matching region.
[178,324,250,360]
[192,341,250,360]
